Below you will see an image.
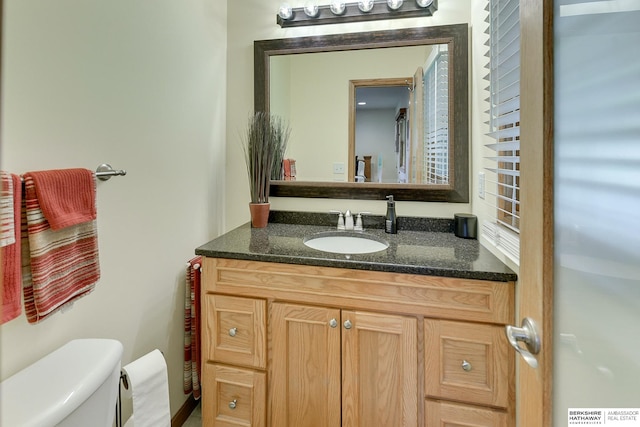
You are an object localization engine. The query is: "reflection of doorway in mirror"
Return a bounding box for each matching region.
[351,78,412,183]
[348,46,450,185]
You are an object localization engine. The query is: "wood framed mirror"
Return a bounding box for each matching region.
[254,24,468,202]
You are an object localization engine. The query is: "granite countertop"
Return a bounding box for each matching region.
[195,212,517,282]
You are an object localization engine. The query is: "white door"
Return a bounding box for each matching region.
[516,1,640,426]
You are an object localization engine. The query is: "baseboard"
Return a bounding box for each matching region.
[171,394,199,427]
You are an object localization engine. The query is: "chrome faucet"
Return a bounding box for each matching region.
[344,210,354,230]
[330,210,370,231]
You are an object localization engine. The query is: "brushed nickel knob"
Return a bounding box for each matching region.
[462,360,472,372]
[344,320,352,330]
[229,399,237,409]
[329,318,338,328]
[229,327,237,337]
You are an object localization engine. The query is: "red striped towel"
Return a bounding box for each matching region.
[29,168,96,230]
[183,256,201,400]
[1,171,17,247]
[21,169,100,324]
[2,173,23,324]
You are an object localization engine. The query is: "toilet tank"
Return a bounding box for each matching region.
[0,338,123,427]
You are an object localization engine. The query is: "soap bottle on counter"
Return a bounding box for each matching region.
[385,195,397,234]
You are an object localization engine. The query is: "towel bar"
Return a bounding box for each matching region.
[95,164,127,181]
[17,164,127,182]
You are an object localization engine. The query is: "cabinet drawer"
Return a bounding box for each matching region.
[424,319,513,408]
[425,400,510,427]
[204,295,266,369]
[203,363,266,427]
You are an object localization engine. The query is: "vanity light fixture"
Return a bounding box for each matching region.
[276,0,437,28]
[304,1,320,17]
[358,0,374,12]
[330,0,346,15]
[278,3,294,20]
[387,0,403,10]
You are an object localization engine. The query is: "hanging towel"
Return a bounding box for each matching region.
[28,168,96,230]
[1,173,22,324]
[0,172,17,247]
[183,256,201,400]
[21,169,100,324]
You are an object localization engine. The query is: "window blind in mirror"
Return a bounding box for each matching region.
[423,45,449,184]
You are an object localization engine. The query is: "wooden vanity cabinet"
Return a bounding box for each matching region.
[201,258,515,427]
[271,303,417,427]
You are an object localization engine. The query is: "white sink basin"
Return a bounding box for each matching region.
[303,232,389,254]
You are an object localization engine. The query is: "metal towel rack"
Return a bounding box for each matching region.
[17,164,126,182]
[95,164,127,181]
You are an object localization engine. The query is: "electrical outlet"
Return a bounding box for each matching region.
[333,162,345,174]
[478,172,485,199]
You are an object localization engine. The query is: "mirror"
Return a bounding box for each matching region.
[254,24,468,202]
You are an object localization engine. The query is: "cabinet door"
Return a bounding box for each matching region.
[271,303,342,427]
[342,310,418,427]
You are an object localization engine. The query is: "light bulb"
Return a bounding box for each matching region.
[330,0,346,15]
[278,3,293,20]
[358,0,374,12]
[304,1,319,17]
[416,0,434,7]
[387,0,403,9]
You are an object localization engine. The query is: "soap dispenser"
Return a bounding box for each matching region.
[385,195,397,234]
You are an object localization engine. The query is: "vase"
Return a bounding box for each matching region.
[249,202,270,228]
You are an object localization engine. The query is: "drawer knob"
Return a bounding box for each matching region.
[344,320,352,330]
[461,360,472,372]
[329,318,338,328]
[229,399,237,409]
[229,327,238,337]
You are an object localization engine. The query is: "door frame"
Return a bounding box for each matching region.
[348,77,413,182]
[517,0,555,425]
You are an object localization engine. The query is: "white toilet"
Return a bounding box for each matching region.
[0,338,123,427]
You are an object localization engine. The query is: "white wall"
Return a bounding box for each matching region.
[226,0,473,231]
[0,0,227,421]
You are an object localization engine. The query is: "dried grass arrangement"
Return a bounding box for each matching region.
[242,111,290,205]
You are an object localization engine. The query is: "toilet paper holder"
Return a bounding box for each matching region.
[116,372,128,427]
[120,372,130,390]
[116,350,164,427]
[119,349,163,391]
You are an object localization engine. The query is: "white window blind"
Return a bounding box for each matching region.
[483,0,521,262]
[423,45,449,184]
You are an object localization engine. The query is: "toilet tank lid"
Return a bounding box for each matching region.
[0,338,123,427]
